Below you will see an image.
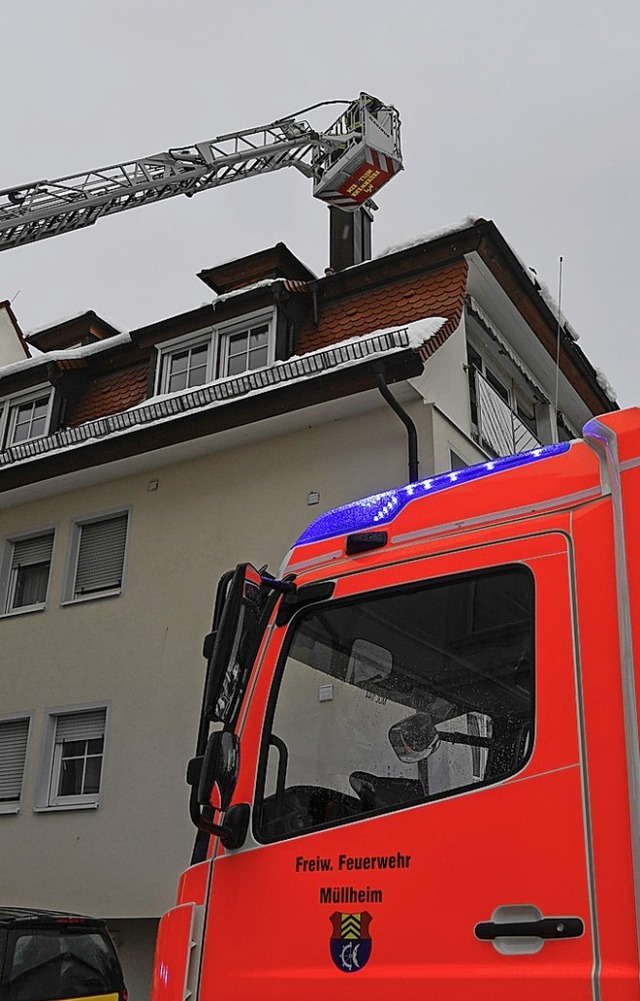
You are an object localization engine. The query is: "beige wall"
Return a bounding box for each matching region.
[108,918,159,1001]
[1,394,436,920]
[431,405,487,471]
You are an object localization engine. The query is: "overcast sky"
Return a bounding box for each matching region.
[2,0,639,405]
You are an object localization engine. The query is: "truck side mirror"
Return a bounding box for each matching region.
[202,564,263,725]
[388,713,441,763]
[197,730,240,811]
[187,730,248,849]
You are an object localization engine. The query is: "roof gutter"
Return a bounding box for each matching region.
[0,327,425,494]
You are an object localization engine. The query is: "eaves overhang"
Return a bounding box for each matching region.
[318,217,615,415]
[465,295,549,401]
[469,221,617,413]
[0,325,429,493]
[26,311,122,352]
[197,242,315,294]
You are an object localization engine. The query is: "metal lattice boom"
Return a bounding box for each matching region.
[0,94,402,252]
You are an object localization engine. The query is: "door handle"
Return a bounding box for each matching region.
[475,917,584,941]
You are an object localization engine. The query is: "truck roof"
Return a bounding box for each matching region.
[295,441,572,547]
[283,432,607,576]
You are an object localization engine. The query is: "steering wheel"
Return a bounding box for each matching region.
[261,785,360,836]
[349,771,423,811]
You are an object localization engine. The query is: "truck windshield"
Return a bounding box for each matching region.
[257,565,534,841]
[5,926,123,1001]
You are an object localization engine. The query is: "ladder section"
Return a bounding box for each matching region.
[0,94,402,251]
[0,121,319,250]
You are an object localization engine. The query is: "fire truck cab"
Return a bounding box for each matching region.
[152,408,640,1001]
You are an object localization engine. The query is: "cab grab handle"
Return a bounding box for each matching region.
[475,917,584,941]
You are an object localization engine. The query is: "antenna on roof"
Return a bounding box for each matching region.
[553,256,564,444]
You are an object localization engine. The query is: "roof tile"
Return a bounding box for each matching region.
[64,261,468,428]
[68,364,148,427]
[297,260,468,355]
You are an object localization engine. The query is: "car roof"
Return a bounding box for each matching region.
[0,907,106,928]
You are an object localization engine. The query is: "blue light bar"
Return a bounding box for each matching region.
[296,442,571,546]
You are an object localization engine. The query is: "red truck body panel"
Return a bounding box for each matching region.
[153,409,640,1000]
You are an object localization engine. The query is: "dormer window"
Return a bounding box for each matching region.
[156,309,276,396]
[165,340,211,393]
[221,319,270,377]
[1,387,53,448]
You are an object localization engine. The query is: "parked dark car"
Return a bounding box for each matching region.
[0,909,127,1001]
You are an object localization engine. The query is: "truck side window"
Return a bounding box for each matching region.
[256,566,534,842]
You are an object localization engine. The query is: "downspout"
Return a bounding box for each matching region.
[372,360,419,483]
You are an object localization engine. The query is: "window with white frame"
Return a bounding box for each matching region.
[156,310,276,395]
[47,708,107,807]
[1,388,53,448]
[66,512,129,602]
[0,716,30,810]
[164,339,211,393]
[220,317,271,377]
[1,531,55,615]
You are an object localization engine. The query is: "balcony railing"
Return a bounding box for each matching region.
[475,372,541,457]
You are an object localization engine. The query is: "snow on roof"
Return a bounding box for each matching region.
[401,316,446,349]
[0,331,133,379]
[211,278,277,305]
[26,310,125,339]
[0,320,435,469]
[375,216,479,260]
[595,369,617,404]
[375,217,575,342]
[376,217,617,406]
[128,318,445,413]
[285,317,446,361]
[512,260,620,402]
[203,246,315,278]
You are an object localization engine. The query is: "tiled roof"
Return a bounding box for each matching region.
[297,260,468,357]
[61,261,467,430]
[198,243,315,294]
[0,218,620,493]
[0,328,423,479]
[67,364,148,427]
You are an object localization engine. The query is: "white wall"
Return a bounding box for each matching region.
[409,321,471,434]
[0,304,28,367]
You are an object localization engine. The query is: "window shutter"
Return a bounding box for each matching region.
[56,709,106,743]
[74,514,128,596]
[12,533,54,568]
[0,718,30,801]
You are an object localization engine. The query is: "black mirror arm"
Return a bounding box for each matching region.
[187,753,249,849]
[188,783,228,838]
[188,783,249,849]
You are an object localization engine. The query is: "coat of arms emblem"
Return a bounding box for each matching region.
[329,911,372,972]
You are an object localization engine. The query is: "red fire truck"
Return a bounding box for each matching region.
[151,407,640,1001]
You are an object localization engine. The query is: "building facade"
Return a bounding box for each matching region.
[0,219,616,998]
